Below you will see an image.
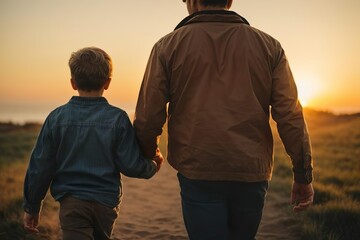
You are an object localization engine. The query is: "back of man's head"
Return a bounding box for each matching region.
[201,0,228,7]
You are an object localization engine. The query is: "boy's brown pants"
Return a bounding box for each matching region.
[59,196,119,240]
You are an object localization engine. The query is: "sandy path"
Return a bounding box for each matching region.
[257,188,300,240]
[113,161,187,239]
[113,161,300,239]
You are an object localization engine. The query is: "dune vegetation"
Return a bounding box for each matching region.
[270,109,360,240]
[0,109,359,239]
[0,123,60,240]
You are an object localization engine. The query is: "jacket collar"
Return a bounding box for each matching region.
[174,10,250,30]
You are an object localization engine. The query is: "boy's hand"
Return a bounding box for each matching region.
[291,182,314,212]
[152,150,164,172]
[23,212,40,234]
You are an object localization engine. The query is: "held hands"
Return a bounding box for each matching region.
[23,212,40,234]
[291,182,314,212]
[152,149,164,172]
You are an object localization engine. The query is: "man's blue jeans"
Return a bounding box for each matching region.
[178,173,268,240]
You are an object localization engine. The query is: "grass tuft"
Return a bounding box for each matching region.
[301,200,360,240]
[0,124,60,240]
[271,111,360,239]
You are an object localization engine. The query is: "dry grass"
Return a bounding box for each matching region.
[0,123,60,240]
[270,109,360,239]
[1,109,359,239]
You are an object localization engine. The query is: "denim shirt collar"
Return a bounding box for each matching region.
[69,96,108,105]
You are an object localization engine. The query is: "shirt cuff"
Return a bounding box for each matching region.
[292,152,313,184]
[23,201,42,215]
[293,167,313,184]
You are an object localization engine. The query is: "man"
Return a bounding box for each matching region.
[134,0,314,239]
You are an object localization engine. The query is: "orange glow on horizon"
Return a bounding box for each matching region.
[1,0,360,123]
[295,72,323,108]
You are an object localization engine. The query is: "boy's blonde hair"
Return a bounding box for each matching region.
[69,47,112,91]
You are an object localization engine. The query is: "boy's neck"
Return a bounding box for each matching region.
[77,89,104,97]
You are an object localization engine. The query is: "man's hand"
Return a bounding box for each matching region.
[23,212,40,234]
[152,149,164,172]
[291,182,314,212]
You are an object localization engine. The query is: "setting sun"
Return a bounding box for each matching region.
[296,74,322,108]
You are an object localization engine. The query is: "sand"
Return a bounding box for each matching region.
[113,161,301,240]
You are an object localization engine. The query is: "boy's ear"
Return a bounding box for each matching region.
[104,78,111,90]
[70,78,78,90]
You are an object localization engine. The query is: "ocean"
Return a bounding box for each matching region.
[1,101,359,125]
[0,101,136,124]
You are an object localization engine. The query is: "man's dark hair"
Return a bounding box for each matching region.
[201,0,228,7]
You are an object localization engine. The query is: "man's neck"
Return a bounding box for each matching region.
[198,6,227,11]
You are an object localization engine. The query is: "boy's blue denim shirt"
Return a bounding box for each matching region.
[23,96,156,214]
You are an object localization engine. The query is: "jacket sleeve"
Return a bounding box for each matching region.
[270,46,313,184]
[134,43,168,158]
[115,113,157,179]
[23,117,57,215]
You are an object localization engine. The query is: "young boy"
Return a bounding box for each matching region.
[23,47,163,240]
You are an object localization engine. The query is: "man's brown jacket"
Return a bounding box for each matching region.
[134,10,313,184]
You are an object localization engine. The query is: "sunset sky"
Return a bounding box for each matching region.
[1,0,359,123]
